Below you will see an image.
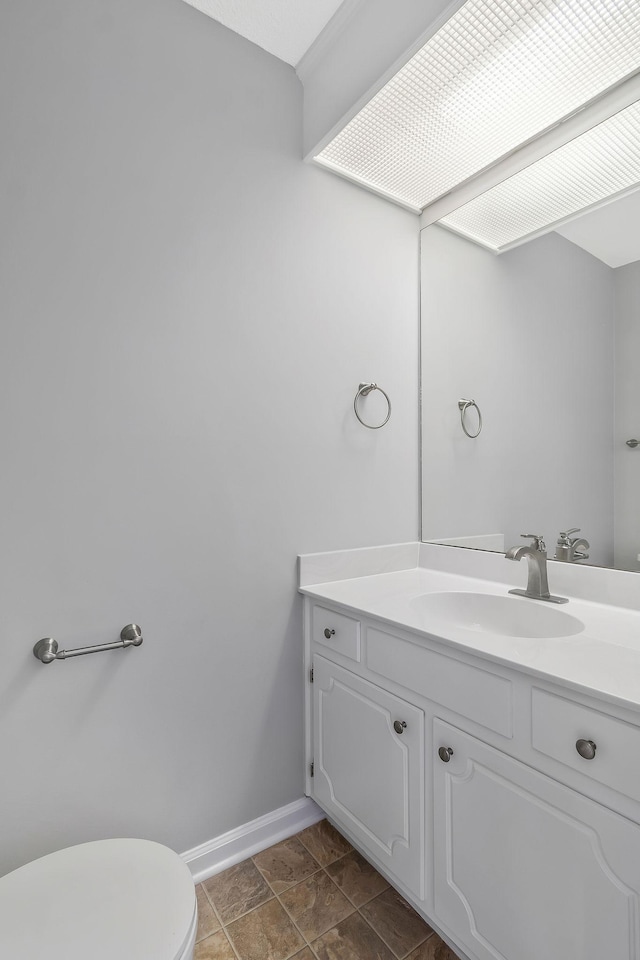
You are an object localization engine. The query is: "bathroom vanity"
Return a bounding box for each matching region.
[300,543,640,960]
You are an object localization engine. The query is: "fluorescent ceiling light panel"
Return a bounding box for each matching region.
[315,0,640,210]
[439,100,640,251]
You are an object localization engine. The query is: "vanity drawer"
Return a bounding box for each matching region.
[532,688,640,803]
[311,605,360,662]
[366,627,512,737]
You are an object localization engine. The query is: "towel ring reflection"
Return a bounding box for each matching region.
[354,383,391,429]
[458,398,482,439]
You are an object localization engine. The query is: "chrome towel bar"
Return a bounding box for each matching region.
[33,623,143,664]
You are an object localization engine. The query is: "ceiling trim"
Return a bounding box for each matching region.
[296,0,365,77]
[314,156,422,212]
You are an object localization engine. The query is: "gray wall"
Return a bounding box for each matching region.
[421,225,614,566]
[614,261,640,571]
[0,0,419,875]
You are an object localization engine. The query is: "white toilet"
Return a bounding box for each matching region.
[0,838,197,960]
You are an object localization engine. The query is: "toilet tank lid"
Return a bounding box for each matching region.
[0,838,196,960]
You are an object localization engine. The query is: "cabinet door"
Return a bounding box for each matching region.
[313,655,424,898]
[433,718,640,960]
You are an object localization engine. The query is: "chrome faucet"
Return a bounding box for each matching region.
[554,528,590,562]
[505,534,568,604]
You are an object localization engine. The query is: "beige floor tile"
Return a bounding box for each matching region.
[203,859,273,925]
[226,898,305,960]
[360,888,433,958]
[197,884,221,942]
[253,837,320,893]
[297,820,352,867]
[312,911,397,960]
[279,870,354,941]
[326,850,390,907]
[291,951,315,960]
[405,935,461,960]
[195,930,237,960]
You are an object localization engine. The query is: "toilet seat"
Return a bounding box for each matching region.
[0,838,197,960]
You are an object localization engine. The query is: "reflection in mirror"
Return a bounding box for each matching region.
[420,191,640,572]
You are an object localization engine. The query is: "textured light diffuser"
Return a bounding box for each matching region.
[316,0,640,211]
[439,100,640,250]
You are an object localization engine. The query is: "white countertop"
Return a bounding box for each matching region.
[300,563,640,713]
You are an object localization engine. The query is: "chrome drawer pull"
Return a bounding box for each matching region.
[323,628,336,639]
[438,746,454,762]
[576,738,597,760]
[393,720,407,735]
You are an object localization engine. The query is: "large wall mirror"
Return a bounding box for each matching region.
[420,169,640,572]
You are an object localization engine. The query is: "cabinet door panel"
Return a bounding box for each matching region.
[313,655,424,898]
[434,719,640,960]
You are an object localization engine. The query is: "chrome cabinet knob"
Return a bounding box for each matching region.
[438,746,454,762]
[576,738,597,760]
[323,628,335,639]
[393,720,407,735]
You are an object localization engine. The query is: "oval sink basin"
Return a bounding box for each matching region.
[411,592,584,639]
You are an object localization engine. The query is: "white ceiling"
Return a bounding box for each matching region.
[555,189,640,268]
[180,0,347,66]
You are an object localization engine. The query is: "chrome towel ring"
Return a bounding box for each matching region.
[458,398,482,438]
[354,382,391,429]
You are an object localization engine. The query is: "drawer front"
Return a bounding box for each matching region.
[532,688,640,803]
[366,627,512,737]
[312,605,360,662]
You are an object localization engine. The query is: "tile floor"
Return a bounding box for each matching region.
[194,819,462,960]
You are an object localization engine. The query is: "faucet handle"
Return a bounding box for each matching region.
[559,527,580,539]
[520,533,546,551]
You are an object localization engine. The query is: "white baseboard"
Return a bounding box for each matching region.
[180,797,324,884]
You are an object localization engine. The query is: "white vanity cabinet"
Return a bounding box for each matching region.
[433,718,640,960]
[312,655,425,899]
[303,596,640,960]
